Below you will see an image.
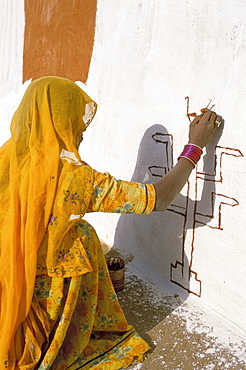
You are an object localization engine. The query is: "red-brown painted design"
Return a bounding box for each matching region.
[149,166,167,178]
[196,192,239,230]
[150,132,243,297]
[197,146,243,183]
[23,0,97,82]
[151,132,173,167]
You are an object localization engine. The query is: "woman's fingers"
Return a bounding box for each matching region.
[194,110,222,128]
[214,115,222,128]
[192,109,212,125]
[208,111,222,130]
[208,111,217,124]
[191,113,203,125]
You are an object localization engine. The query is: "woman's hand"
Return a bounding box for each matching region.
[188,109,222,148]
[153,108,222,212]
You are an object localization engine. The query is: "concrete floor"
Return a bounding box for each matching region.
[115,263,246,370]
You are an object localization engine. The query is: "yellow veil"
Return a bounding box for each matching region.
[0,77,97,367]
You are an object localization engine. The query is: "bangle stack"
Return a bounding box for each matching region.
[178,143,203,167]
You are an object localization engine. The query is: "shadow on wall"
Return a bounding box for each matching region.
[109,123,222,299]
[106,124,224,343]
[104,125,226,348]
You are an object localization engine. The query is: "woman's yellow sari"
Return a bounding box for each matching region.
[0,77,153,369]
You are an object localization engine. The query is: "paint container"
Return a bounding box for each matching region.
[106,257,125,293]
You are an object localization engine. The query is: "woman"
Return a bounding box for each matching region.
[0,76,221,369]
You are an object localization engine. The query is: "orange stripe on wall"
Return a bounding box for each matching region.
[23,0,97,83]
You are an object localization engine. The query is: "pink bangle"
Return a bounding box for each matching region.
[178,144,203,167]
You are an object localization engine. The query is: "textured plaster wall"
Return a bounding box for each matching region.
[0,0,245,334]
[0,0,25,143]
[82,0,246,333]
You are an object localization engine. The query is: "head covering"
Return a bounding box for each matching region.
[0,77,97,367]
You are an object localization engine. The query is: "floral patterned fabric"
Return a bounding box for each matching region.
[34,170,156,369]
[0,77,98,369]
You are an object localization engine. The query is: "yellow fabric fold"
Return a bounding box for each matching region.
[0,77,97,368]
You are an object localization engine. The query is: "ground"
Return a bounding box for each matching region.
[114,262,246,370]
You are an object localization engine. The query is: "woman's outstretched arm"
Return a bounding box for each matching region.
[153,109,221,212]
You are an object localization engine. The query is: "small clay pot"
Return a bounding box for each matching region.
[106,257,125,292]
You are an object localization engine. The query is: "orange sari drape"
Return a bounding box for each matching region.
[0,77,97,368]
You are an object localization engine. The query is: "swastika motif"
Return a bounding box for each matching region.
[150,133,243,297]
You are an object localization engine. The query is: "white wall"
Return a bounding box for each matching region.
[0,0,25,143]
[83,0,246,333]
[1,0,245,333]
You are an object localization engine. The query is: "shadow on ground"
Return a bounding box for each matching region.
[116,266,246,370]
